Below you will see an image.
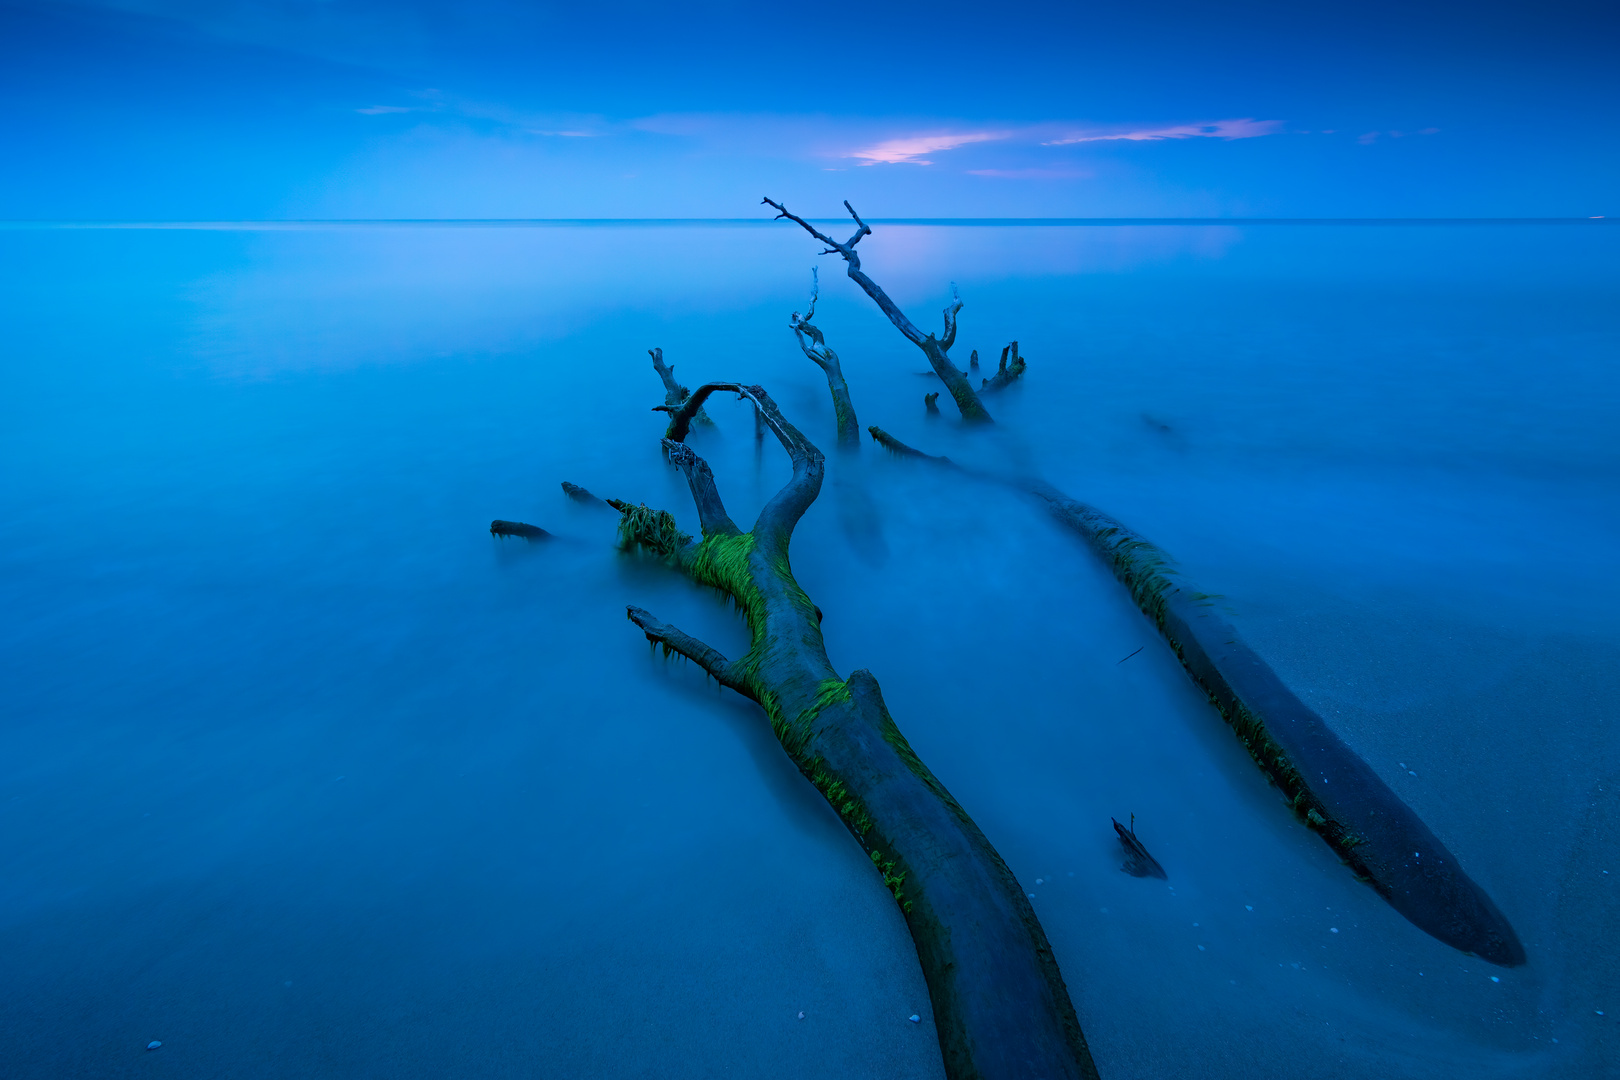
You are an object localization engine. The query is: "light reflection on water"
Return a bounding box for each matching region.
[1,223,1616,1079]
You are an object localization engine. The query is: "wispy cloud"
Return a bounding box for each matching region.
[849,131,1009,165]
[1358,127,1440,144]
[1045,118,1283,145]
[967,167,1095,180]
[354,91,603,135]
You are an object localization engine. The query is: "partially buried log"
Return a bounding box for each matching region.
[561,481,608,506]
[616,382,1099,1079]
[867,425,1525,967]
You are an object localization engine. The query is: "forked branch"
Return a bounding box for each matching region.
[662,381,825,546]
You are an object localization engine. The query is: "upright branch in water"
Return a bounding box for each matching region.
[648,348,712,426]
[1112,816,1167,880]
[763,197,995,424]
[616,383,1098,1080]
[790,268,860,447]
[980,341,1027,394]
[866,425,1525,967]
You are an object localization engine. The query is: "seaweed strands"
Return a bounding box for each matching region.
[867,425,1525,967]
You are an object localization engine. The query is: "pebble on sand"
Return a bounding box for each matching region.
[797,1012,805,1020]
[909,1014,921,1023]
[146,1041,162,1051]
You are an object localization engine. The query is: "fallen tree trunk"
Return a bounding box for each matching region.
[614,384,1099,1079]
[867,425,1525,967]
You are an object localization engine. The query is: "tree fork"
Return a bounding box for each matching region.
[618,384,1100,1079]
[866,425,1524,967]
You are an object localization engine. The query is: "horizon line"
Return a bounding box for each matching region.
[0,216,1609,229]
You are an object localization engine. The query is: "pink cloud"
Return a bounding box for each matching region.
[1044,118,1283,145]
[849,131,1009,165]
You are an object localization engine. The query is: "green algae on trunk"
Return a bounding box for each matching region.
[618,383,1100,1079]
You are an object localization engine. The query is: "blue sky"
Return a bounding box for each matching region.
[2,0,1615,218]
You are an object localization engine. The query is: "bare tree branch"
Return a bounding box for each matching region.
[761,196,870,260]
[764,196,994,423]
[626,605,753,696]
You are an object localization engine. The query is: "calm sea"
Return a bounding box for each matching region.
[2,221,1616,1078]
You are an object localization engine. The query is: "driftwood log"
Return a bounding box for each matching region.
[614,382,1099,1079]
[865,426,1525,967]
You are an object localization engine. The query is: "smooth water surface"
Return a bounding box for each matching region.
[3,221,1617,1078]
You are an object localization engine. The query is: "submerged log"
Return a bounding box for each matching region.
[867,425,1525,967]
[489,519,548,540]
[561,481,608,505]
[617,384,1099,1079]
[1112,816,1167,880]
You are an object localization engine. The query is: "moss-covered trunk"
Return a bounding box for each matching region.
[868,426,1524,967]
[1032,484,1524,966]
[621,384,1100,1080]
